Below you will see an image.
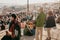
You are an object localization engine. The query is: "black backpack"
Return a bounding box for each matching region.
[14,22,21,37]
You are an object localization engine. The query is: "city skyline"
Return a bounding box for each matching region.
[0,0,59,6]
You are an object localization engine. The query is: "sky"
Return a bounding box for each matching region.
[0,0,59,6]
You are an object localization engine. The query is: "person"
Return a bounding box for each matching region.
[45,11,56,40]
[1,14,21,40]
[0,18,5,30]
[56,16,60,23]
[9,14,21,40]
[24,21,34,36]
[35,7,46,40]
[28,21,35,35]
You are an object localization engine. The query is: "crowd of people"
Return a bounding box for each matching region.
[0,11,35,40]
[0,7,60,40]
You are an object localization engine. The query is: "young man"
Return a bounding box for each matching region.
[35,7,46,40]
[4,14,21,40]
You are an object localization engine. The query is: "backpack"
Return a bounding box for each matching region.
[14,22,21,37]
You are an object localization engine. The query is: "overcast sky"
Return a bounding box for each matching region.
[0,0,59,5]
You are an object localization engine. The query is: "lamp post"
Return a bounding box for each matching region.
[27,0,29,15]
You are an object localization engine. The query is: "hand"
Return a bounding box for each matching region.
[6,31,10,36]
[6,31,12,36]
[11,35,16,38]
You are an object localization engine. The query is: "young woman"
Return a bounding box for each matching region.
[45,11,56,40]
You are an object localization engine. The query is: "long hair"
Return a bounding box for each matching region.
[48,11,53,16]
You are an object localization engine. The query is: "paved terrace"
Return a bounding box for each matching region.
[0,24,60,40]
